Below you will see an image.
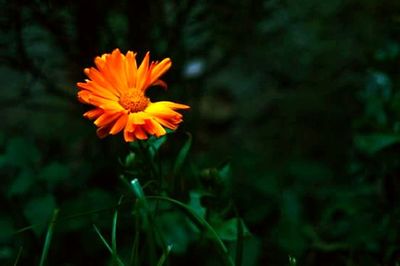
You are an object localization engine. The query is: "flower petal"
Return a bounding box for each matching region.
[83,108,104,120]
[124,128,135,142]
[77,81,119,101]
[125,51,137,88]
[149,58,171,85]
[84,67,119,96]
[136,52,150,90]
[144,118,166,137]
[134,126,148,140]
[97,125,112,139]
[94,111,122,128]
[109,113,128,135]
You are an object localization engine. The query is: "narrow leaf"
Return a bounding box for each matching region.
[39,208,59,266]
[156,244,173,266]
[235,218,244,266]
[93,224,125,266]
[173,133,192,176]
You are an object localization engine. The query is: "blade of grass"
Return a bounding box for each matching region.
[13,246,23,266]
[129,204,140,266]
[15,199,133,234]
[39,208,59,266]
[112,197,123,265]
[112,197,124,252]
[235,218,244,266]
[93,224,125,266]
[147,196,234,266]
[156,244,173,266]
[129,179,169,264]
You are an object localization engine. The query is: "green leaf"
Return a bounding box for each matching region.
[39,209,59,266]
[7,170,34,197]
[355,133,400,155]
[124,152,136,167]
[218,162,231,183]
[23,195,56,235]
[213,218,251,241]
[40,162,70,188]
[173,133,192,176]
[3,137,41,168]
[235,218,244,266]
[147,196,234,266]
[148,135,167,158]
[188,191,206,219]
[156,244,172,266]
[289,256,297,266]
[0,217,14,242]
[93,225,125,266]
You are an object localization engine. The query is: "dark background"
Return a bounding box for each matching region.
[1,0,400,265]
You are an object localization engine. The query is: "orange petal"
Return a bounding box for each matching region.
[134,126,148,140]
[152,79,168,90]
[131,112,149,125]
[125,113,136,132]
[109,113,128,135]
[83,108,104,120]
[84,67,118,96]
[144,102,185,120]
[153,117,178,130]
[155,101,190,110]
[123,128,135,142]
[94,111,122,127]
[77,81,119,101]
[97,125,111,139]
[77,90,91,104]
[125,51,137,88]
[144,118,166,137]
[94,56,107,72]
[149,58,171,85]
[101,50,128,94]
[136,52,150,90]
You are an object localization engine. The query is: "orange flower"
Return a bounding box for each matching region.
[77,49,190,142]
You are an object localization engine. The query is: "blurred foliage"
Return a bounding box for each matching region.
[1,0,400,265]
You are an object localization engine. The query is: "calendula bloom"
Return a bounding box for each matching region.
[77,49,190,142]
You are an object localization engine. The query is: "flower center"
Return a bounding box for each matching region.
[119,90,150,112]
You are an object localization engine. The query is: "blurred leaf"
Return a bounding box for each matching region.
[218,162,231,183]
[23,195,56,235]
[0,217,14,242]
[6,170,35,197]
[124,152,136,167]
[276,190,306,255]
[289,256,297,266]
[2,137,41,168]
[188,191,206,219]
[40,162,70,188]
[148,135,167,158]
[148,196,233,265]
[173,133,192,176]
[213,218,251,242]
[287,160,333,182]
[355,133,400,155]
[158,212,194,254]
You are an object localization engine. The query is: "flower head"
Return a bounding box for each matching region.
[77,49,190,142]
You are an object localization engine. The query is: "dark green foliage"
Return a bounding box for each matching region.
[1,0,400,265]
